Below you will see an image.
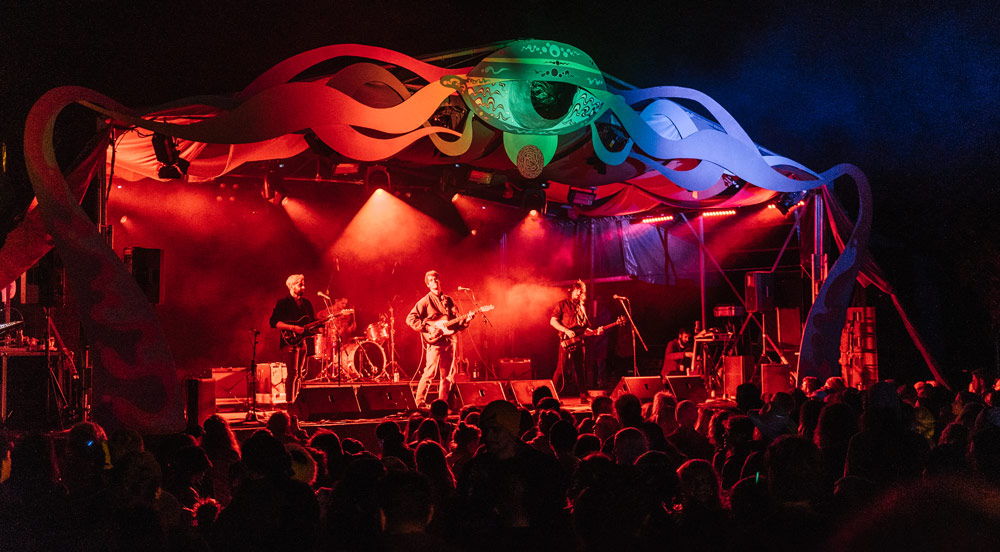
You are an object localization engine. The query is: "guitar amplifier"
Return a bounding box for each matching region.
[212,364,285,409]
[498,358,532,380]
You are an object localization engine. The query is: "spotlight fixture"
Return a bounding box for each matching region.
[151,133,189,180]
[567,188,597,206]
[521,188,547,215]
[775,190,809,215]
[365,165,391,194]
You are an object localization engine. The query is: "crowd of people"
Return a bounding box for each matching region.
[3,374,1000,551]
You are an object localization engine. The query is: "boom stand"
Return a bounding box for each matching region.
[616,297,648,376]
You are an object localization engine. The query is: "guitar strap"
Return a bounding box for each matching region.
[574,300,589,328]
[428,292,450,319]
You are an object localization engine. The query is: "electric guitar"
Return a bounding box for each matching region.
[559,316,626,351]
[421,305,494,345]
[280,314,333,347]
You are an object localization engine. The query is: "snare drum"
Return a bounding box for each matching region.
[365,322,389,343]
[314,332,331,360]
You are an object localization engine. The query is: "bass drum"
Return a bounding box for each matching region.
[341,340,385,379]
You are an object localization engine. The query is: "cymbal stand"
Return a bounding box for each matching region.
[316,295,334,382]
[385,303,402,382]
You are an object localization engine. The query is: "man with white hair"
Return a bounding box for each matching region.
[269,274,315,402]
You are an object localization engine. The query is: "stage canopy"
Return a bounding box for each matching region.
[7,39,901,432]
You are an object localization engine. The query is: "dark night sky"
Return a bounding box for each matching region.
[3,1,1000,379]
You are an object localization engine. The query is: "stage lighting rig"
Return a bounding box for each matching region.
[567,188,597,206]
[775,190,809,215]
[151,133,189,180]
[521,188,547,215]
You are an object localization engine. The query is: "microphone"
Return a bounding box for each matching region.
[317,291,332,301]
[612,294,628,300]
[457,286,472,292]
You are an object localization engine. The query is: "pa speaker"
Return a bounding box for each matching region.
[665,375,710,404]
[449,381,506,410]
[506,380,558,407]
[186,378,215,427]
[611,376,664,402]
[745,271,774,313]
[2,355,54,431]
[723,356,749,398]
[124,246,163,304]
[292,384,361,421]
[356,384,416,415]
[761,364,794,396]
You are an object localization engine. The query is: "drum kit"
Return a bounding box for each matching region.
[308,303,399,383]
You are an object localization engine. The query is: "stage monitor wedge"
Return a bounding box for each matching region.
[292,384,362,421]
[506,379,558,407]
[610,376,664,402]
[449,381,506,410]
[356,384,417,416]
[665,375,710,404]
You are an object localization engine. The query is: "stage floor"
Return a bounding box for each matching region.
[215,387,595,451]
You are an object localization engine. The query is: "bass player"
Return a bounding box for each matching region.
[406,270,480,409]
[550,280,605,403]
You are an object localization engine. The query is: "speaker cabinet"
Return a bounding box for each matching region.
[212,366,274,409]
[2,355,54,431]
[449,381,506,410]
[761,364,794,396]
[611,376,664,402]
[665,375,710,404]
[723,356,749,398]
[186,378,215,426]
[498,358,532,380]
[292,384,361,421]
[745,271,774,313]
[506,379,558,407]
[356,384,416,415]
[124,246,163,304]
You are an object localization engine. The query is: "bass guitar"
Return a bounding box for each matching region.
[280,314,334,347]
[559,316,626,351]
[421,305,494,345]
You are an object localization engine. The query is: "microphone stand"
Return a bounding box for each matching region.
[244,329,261,423]
[616,297,648,376]
[460,288,494,380]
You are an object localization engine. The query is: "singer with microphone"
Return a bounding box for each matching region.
[269,273,315,403]
[550,279,604,404]
[406,270,477,409]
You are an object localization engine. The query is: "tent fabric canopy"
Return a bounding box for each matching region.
[8,39,886,432]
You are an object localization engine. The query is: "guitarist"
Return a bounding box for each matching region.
[550,280,602,404]
[406,270,474,409]
[268,273,315,402]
